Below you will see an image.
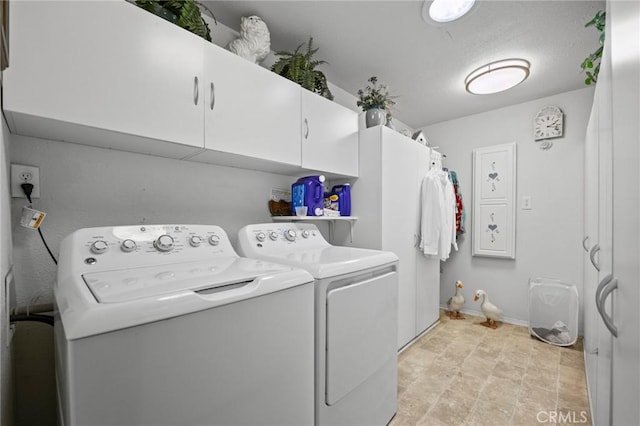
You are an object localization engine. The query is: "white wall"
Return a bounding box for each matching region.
[9,135,298,307]
[422,87,594,329]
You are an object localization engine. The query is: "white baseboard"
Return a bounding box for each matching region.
[440,305,529,328]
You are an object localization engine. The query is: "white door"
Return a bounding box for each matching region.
[202,43,301,166]
[381,131,418,349]
[610,1,640,424]
[582,84,600,417]
[3,1,204,148]
[594,26,614,426]
[300,90,359,177]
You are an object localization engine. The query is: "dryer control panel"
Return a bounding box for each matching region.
[238,223,331,253]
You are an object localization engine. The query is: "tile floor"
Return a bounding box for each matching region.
[390,310,591,426]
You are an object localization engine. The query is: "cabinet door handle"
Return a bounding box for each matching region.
[194,76,199,106]
[589,243,600,271]
[304,118,310,139]
[596,275,618,337]
[595,273,612,310]
[582,236,590,252]
[210,82,215,110]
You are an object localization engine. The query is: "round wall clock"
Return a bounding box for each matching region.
[534,105,564,140]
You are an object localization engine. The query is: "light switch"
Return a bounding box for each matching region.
[522,196,532,210]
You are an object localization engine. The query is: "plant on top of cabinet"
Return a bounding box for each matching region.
[357,76,397,128]
[271,37,334,101]
[580,10,605,85]
[135,0,216,41]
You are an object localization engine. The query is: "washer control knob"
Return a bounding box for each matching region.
[208,235,220,246]
[90,240,109,254]
[256,232,266,242]
[120,239,137,253]
[154,234,174,252]
[301,230,310,239]
[285,229,296,242]
[189,236,202,247]
[269,231,278,241]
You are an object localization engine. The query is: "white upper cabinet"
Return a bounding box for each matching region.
[3,1,358,175]
[200,42,301,166]
[301,90,359,177]
[3,1,204,158]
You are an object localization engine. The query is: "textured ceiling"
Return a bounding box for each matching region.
[205,0,605,128]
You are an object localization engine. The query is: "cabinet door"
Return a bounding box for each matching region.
[595,33,614,426]
[582,86,600,415]
[3,1,204,149]
[202,44,300,166]
[301,90,358,177]
[381,129,419,349]
[610,1,640,423]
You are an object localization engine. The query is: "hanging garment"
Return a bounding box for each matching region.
[450,171,466,236]
[442,170,458,257]
[419,168,444,257]
[419,168,458,261]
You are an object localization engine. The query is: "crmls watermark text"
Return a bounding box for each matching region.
[537,410,589,424]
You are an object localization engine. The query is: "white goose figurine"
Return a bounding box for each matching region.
[446,280,465,319]
[473,289,502,329]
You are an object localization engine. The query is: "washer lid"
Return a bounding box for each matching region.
[83,257,295,303]
[245,246,398,279]
[56,257,314,340]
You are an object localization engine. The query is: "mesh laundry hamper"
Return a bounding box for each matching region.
[528,277,579,346]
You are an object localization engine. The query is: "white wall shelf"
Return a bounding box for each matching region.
[271,216,358,242]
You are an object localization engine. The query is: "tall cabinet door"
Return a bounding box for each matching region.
[595,24,614,426]
[610,1,640,424]
[3,1,204,148]
[202,43,301,166]
[381,132,419,349]
[300,90,358,177]
[582,85,600,418]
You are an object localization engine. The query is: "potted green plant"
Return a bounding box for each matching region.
[135,0,216,42]
[271,37,334,100]
[357,76,397,128]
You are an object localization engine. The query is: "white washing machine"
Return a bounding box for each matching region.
[54,224,315,426]
[237,223,399,426]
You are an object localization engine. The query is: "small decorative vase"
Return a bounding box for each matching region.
[365,108,386,128]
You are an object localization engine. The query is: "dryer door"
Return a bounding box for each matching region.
[325,268,398,405]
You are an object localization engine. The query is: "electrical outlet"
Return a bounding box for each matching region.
[522,196,532,210]
[11,164,40,199]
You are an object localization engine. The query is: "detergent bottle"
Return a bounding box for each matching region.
[324,184,351,216]
[291,175,326,216]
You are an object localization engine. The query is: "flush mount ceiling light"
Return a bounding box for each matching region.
[426,0,476,23]
[465,59,531,95]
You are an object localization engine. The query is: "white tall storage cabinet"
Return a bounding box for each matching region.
[582,2,640,424]
[350,126,440,349]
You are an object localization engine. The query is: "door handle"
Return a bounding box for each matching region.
[595,273,612,310]
[194,76,199,106]
[582,236,590,252]
[589,244,600,271]
[210,82,215,110]
[304,118,310,139]
[596,276,618,337]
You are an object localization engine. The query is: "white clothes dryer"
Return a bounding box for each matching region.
[54,224,315,426]
[237,223,399,426]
